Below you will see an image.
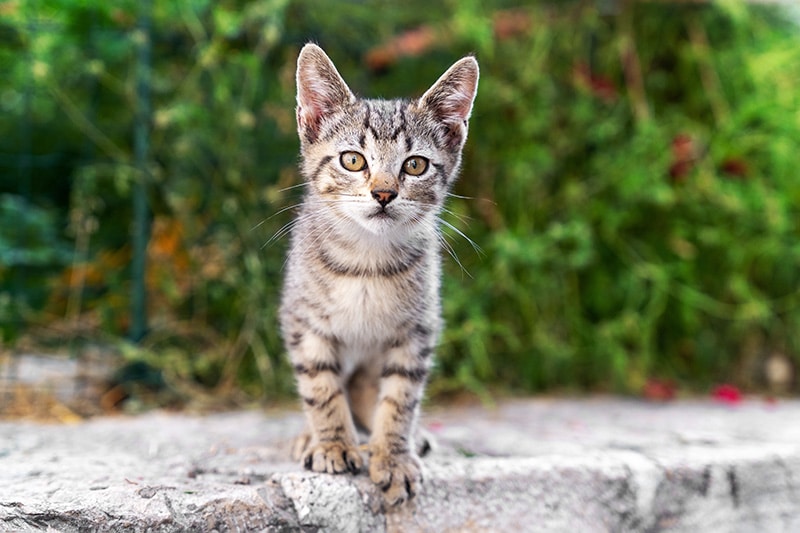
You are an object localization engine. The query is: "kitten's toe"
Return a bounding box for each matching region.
[302,441,364,475]
[369,449,422,506]
[290,429,313,462]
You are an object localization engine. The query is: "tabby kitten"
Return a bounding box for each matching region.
[280,43,478,506]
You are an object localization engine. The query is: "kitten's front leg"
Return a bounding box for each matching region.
[369,338,432,506]
[291,333,363,475]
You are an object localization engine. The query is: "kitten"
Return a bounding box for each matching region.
[280,43,478,506]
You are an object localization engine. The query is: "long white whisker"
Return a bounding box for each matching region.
[259,194,364,247]
[277,182,307,193]
[445,192,476,200]
[438,207,472,226]
[252,202,306,233]
[438,229,471,278]
[262,217,302,249]
[405,212,473,278]
[446,192,498,207]
[439,218,484,257]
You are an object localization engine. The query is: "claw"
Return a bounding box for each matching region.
[369,450,422,506]
[405,475,414,498]
[418,438,432,457]
[300,441,363,474]
[344,452,361,474]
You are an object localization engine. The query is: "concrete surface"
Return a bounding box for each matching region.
[2,397,800,532]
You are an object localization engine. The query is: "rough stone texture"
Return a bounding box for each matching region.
[2,398,800,532]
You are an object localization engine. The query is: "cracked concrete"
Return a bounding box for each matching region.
[2,398,800,532]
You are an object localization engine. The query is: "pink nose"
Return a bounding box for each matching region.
[371,189,397,207]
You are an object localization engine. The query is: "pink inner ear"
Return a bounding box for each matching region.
[422,58,479,126]
[298,74,335,120]
[297,76,327,128]
[439,90,474,124]
[296,45,355,134]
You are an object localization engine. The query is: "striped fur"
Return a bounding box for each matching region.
[280,43,478,506]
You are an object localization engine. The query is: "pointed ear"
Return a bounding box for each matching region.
[419,56,479,147]
[296,44,355,142]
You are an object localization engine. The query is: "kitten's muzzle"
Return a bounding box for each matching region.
[371,188,398,208]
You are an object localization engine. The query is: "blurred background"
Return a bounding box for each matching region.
[1,0,799,419]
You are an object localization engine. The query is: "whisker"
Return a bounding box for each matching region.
[446,192,498,207]
[405,212,473,278]
[438,206,472,225]
[439,218,484,257]
[251,202,306,232]
[260,194,364,244]
[445,192,476,200]
[262,217,301,249]
[438,230,472,278]
[277,182,307,193]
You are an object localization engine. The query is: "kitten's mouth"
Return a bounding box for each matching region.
[368,207,395,220]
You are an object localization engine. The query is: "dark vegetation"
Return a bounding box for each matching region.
[1,0,799,408]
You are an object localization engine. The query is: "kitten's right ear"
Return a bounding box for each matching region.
[296,44,355,143]
[418,56,479,149]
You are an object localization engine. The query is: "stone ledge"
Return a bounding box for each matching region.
[2,399,800,532]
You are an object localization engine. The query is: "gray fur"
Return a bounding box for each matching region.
[280,43,478,506]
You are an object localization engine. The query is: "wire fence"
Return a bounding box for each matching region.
[0,3,155,418]
[1,0,301,417]
[2,3,153,343]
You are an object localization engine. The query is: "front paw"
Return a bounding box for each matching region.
[302,441,363,475]
[369,449,422,506]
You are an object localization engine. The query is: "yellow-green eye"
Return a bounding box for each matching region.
[403,156,428,176]
[340,151,367,172]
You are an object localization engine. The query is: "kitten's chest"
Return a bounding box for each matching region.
[283,221,440,345]
[310,241,436,341]
[324,270,422,342]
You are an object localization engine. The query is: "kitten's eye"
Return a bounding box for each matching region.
[403,156,428,176]
[340,151,367,172]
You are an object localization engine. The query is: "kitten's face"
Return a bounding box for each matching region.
[295,45,479,236]
[299,99,456,235]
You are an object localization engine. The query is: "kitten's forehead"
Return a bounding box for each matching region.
[317,98,427,154]
[359,99,414,142]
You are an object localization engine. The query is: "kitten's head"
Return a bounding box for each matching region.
[295,43,478,237]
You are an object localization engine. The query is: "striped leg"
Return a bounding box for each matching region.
[292,333,363,475]
[368,336,432,506]
[347,365,381,435]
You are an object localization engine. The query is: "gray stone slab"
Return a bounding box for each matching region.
[2,398,799,532]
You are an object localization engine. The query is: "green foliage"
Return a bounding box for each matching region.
[436,2,800,394]
[2,0,799,402]
[0,194,70,268]
[0,194,71,343]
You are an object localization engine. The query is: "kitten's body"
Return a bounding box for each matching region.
[280,44,478,506]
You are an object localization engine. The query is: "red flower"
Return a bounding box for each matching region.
[711,384,742,405]
[668,133,697,182]
[642,379,677,401]
[720,158,749,179]
[573,63,618,103]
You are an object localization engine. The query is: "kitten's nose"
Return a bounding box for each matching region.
[371,188,397,207]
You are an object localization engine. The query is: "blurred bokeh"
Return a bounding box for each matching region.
[1,0,799,417]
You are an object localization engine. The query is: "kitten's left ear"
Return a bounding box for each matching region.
[296,43,356,143]
[419,56,479,148]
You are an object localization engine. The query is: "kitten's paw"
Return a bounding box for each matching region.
[369,449,423,506]
[302,441,363,475]
[290,429,313,462]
